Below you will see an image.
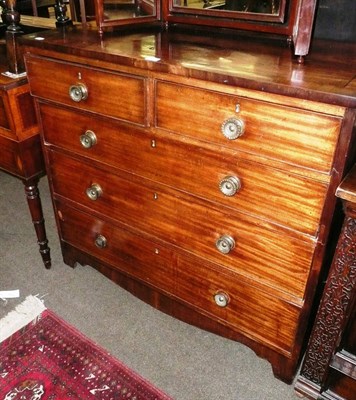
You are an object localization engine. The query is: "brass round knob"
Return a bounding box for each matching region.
[214,291,230,307]
[221,117,245,140]
[80,130,97,149]
[216,235,235,254]
[69,83,88,102]
[219,176,241,196]
[86,183,103,201]
[95,234,107,248]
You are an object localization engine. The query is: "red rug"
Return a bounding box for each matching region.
[0,298,172,399]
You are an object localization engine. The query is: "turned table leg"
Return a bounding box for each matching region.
[23,178,51,269]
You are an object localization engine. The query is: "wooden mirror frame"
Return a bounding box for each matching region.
[94,0,161,36]
[94,0,318,61]
[163,0,318,60]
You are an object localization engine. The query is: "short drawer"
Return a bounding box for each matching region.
[48,150,315,299]
[176,255,300,356]
[56,201,175,293]
[25,55,146,125]
[40,103,328,237]
[155,81,342,174]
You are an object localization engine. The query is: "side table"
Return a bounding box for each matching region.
[0,61,51,269]
[295,164,356,399]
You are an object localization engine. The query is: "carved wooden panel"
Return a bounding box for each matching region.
[299,214,356,386]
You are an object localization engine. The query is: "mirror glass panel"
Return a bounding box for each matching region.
[102,0,156,21]
[171,0,286,23]
[95,0,159,33]
[173,0,280,13]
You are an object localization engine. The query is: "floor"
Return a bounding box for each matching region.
[0,171,303,399]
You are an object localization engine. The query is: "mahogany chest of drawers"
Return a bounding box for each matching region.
[21,28,356,383]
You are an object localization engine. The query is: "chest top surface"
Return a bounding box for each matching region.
[20,26,356,108]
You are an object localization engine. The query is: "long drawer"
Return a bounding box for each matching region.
[176,256,300,356]
[25,55,147,125]
[48,150,315,299]
[56,200,300,356]
[40,103,328,236]
[155,81,342,174]
[56,201,175,294]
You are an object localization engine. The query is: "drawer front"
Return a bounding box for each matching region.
[155,81,341,174]
[40,103,328,236]
[56,202,175,293]
[0,135,44,178]
[56,198,299,356]
[0,95,10,131]
[13,89,38,135]
[0,136,20,175]
[25,55,146,125]
[0,84,38,141]
[48,150,315,298]
[176,256,300,355]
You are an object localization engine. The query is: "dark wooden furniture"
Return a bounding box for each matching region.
[21,27,356,383]
[94,0,318,60]
[295,164,356,399]
[0,53,51,268]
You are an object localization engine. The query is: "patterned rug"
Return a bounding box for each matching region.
[0,296,172,399]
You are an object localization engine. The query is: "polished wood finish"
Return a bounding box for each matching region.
[26,56,146,123]
[94,0,318,58]
[295,164,356,400]
[20,28,356,106]
[0,56,51,268]
[48,149,315,300]
[38,103,329,237]
[21,27,356,383]
[337,166,356,203]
